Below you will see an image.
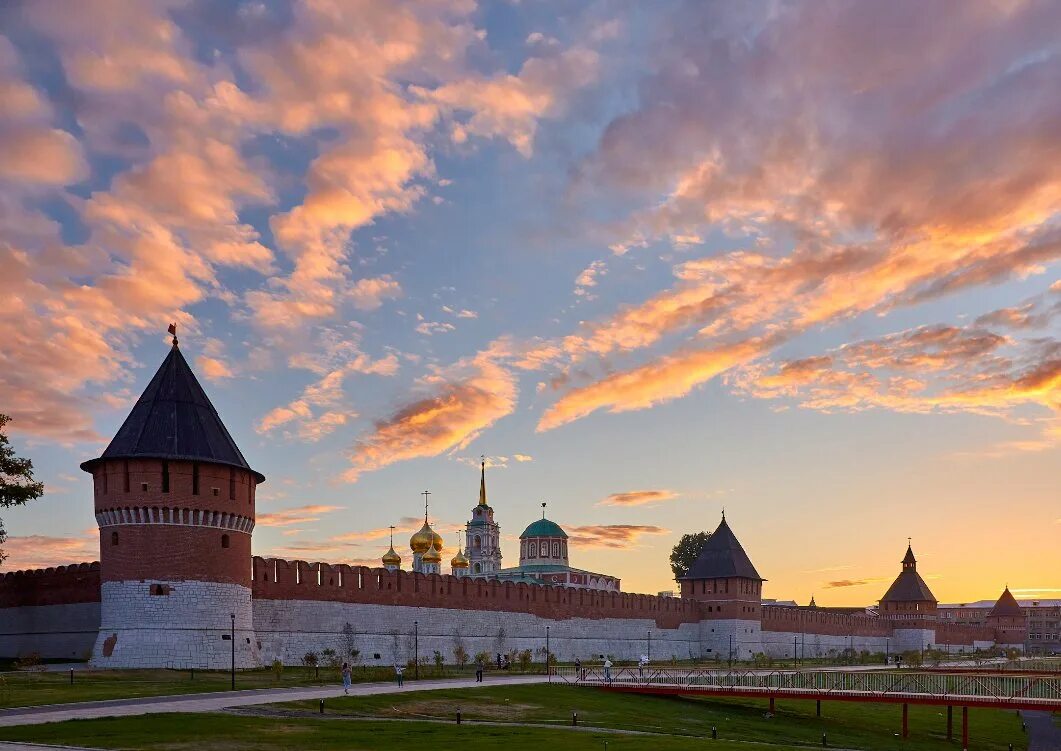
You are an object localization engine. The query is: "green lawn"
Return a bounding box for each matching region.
[0,665,468,708]
[278,683,1027,751]
[0,684,1030,751]
[0,715,789,751]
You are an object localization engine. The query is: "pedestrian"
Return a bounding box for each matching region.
[475,658,484,683]
[496,653,502,669]
[394,664,404,687]
[341,661,352,694]
[638,654,648,681]
[574,657,582,682]
[603,657,612,683]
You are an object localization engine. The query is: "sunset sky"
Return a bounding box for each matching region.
[1,1,1058,606]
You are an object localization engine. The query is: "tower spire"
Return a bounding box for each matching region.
[167,322,178,348]
[541,501,547,519]
[422,490,431,522]
[478,455,488,506]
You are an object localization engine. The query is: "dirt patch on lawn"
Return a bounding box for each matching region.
[383,699,541,720]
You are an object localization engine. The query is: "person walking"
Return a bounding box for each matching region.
[394,664,404,687]
[475,658,484,683]
[638,654,648,681]
[603,657,612,683]
[341,662,352,694]
[574,657,582,682]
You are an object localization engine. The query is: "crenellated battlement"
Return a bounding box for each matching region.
[251,556,700,629]
[0,562,101,608]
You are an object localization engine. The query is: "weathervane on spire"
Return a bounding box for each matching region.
[422,490,431,522]
[167,322,178,348]
[541,501,547,519]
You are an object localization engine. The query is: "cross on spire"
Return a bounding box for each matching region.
[422,490,431,522]
[389,525,395,547]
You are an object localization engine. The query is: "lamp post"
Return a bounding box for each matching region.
[229,612,235,690]
[414,620,419,680]
[546,626,551,682]
[647,630,651,662]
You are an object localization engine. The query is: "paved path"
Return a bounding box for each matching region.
[0,675,548,728]
[1023,710,1061,751]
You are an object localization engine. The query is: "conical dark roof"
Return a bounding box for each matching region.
[988,587,1023,618]
[681,516,763,581]
[81,342,264,483]
[880,544,935,602]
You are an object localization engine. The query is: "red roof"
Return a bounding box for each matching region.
[988,587,1023,618]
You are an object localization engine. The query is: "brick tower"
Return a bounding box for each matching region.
[679,513,764,661]
[878,542,937,652]
[465,460,502,576]
[986,586,1027,649]
[80,331,265,668]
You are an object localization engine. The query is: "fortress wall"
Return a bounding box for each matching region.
[250,557,702,630]
[253,599,704,665]
[0,563,102,659]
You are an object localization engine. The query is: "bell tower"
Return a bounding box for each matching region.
[80,329,264,668]
[465,459,502,576]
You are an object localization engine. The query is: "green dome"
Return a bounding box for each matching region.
[520,518,567,539]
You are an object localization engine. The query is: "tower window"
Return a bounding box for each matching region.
[192,463,200,495]
[212,487,219,497]
[161,461,170,493]
[229,468,236,500]
[221,534,230,549]
[111,531,119,546]
[141,482,148,492]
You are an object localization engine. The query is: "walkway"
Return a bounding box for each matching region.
[1024,710,1061,751]
[0,674,548,728]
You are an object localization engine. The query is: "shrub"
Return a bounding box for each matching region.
[321,648,341,669]
[432,650,444,674]
[301,651,319,668]
[473,650,491,668]
[271,658,284,681]
[517,649,532,672]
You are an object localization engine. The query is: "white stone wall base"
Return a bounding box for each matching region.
[91,580,260,669]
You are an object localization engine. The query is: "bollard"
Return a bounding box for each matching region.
[457,708,462,725]
[822,733,827,747]
[319,699,324,715]
[572,711,578,726]
[70,669,74,685]
[1022,723,1026,732]
[711,726,717,740]
[190,669,194,681]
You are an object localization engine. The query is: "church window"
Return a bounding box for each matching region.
[552,542,559,557]
[540,542,548,557]
[528,544,536,559]
[474,535,482,549]
[475,563,481,573]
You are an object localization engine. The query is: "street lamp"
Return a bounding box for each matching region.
[647,631,651,662]
[230,613,235,690]
[414,620,419,680]
[546,626,551,682]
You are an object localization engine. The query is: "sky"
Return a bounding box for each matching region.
[0,0,1058,606]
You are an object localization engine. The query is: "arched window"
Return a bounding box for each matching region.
[474,563,481,573]
[552,542,559,557]
[111,531,119,546]
[474,535,482,549]
[540,542,548,557]
[221,534,230,549]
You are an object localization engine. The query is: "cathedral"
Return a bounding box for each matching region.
[393,460,620,592]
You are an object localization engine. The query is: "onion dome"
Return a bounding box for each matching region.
[382,545,401,567]
[423,544,442,564]
[430,527,444,552]
[451,547,469,569]
[410,522,435,554]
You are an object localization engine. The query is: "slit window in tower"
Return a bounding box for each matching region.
[123,460,130,492]
[221,534,230,549]
[192,463,200,495]
[111,531,119,546]
[161,461,170,493]
[229,468,236,500]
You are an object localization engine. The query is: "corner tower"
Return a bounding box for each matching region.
[986,586,1026,649]
[80,331,264,668]
[878,541,937,652]
[465,460,501,576]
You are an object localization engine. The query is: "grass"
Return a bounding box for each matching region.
[0,714,797,751]
[0,684,1030,751]
[276,683,1028,751]
[0,665,470,709]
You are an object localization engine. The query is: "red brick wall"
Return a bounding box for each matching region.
[103,525,251,584]
[934,621,995,645]
[252,557,701,629]
[762,605,892,636]
[92,459,256,515]
[0,563,101,608]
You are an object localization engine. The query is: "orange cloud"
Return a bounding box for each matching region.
[1,534,97,571]
[566,524,669,549]
[343,352,517,482]
[538,337,774,431]
[598,490,678,507]
[256,504,343,528]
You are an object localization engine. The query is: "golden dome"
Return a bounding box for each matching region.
[382,546,401,567]
[430,528,444,552]
[410,521,435,554]
[423,544,442,564]
[451,547,469,569]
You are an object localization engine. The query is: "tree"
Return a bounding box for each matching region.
[0,415,45,565]
[669,531,711,581]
